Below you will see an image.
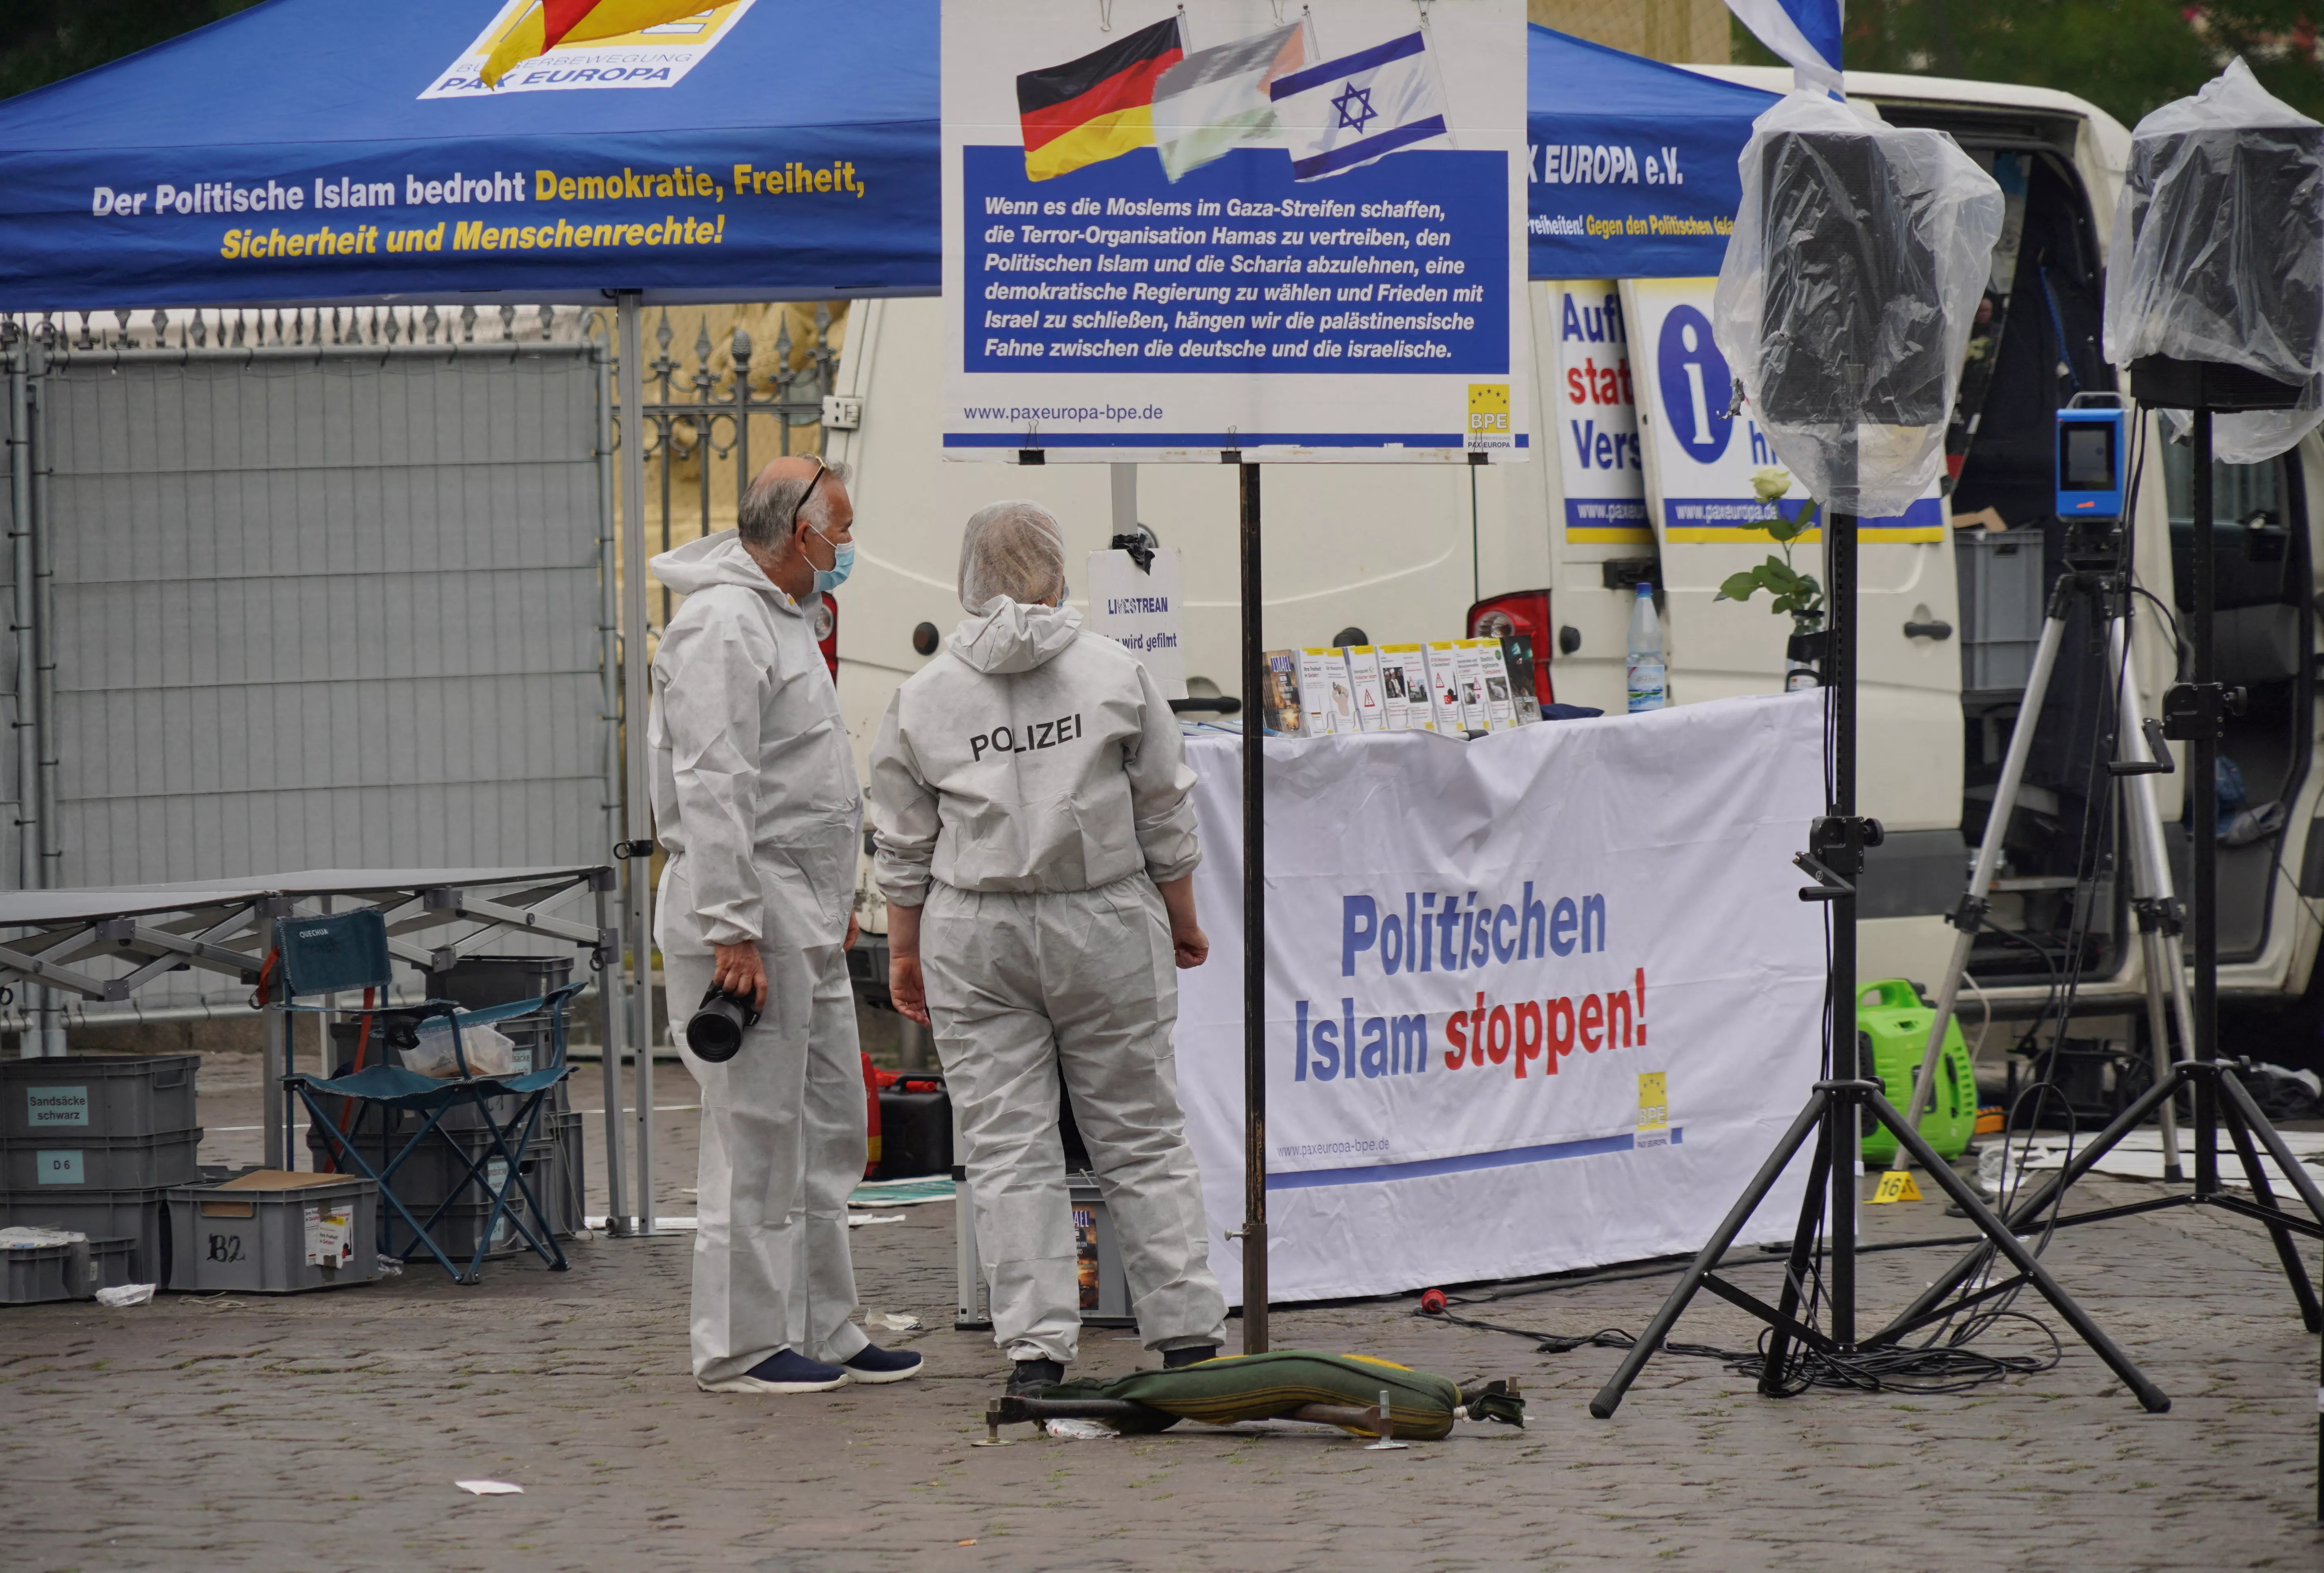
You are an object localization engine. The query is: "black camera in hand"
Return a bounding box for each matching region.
[686,984,762,1063]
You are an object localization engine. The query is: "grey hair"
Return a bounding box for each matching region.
[737,459,851,550]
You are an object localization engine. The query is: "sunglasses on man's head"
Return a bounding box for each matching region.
[797,455,828,520]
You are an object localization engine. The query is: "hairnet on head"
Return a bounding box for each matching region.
[958,500,1068,612]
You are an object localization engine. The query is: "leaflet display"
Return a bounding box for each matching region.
[942,0,1531,462]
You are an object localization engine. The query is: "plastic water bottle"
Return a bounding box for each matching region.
[1626,582,1667,713]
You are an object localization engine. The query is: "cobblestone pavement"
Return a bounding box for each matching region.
[9,1051,2324,1571]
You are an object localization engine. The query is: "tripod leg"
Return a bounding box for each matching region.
[1758,1107,1836,1396]
[1590,1090,1831,1420]
[2138,929,2185,1181]
[1871,1091,2169,1412]
[1872,1067,2192,1344]
[2216,1078,2323,1331]
[2111,607,2189,1182]
[2218,1067,2324,1226]
[1901,605,2073,1148]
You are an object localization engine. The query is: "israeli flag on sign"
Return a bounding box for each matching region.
[1268,30,1448,182]
[1723,0,1843,95]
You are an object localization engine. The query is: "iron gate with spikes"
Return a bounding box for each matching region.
[625,303,839,634]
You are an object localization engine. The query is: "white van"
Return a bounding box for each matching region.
[824,67,2324,1073]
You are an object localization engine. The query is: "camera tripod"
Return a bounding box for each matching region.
[1588,506,2171,1419]
[1880,368,2324,1347]
[1879,540,2324,1341]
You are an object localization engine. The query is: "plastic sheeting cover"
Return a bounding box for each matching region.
[2105,59,2324,464]
[1713,92,2004,517]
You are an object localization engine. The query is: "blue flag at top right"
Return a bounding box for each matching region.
[1725,0,1842,95]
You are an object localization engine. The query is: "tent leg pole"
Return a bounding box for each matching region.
[8,333,40,1055]
[1238,458,1267,1354]
[618,291,657,1236]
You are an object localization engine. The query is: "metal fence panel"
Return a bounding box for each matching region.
[33,348,608,1005]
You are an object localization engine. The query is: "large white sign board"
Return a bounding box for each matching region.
[941,0,1531,463]
[1174,695,1825,1302]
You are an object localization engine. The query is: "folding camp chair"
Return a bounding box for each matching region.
[276,910,583,1284]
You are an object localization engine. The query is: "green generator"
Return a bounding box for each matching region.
[1855,978,1977,1166]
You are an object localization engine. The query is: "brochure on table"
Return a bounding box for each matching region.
[941,0,1532,462]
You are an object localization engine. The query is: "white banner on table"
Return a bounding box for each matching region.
[941,0,1531,463]
[1175,693,1825,1302]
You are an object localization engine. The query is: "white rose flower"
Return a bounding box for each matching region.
[1750,467,1793,503]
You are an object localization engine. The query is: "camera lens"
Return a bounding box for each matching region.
[686,988,754,1063]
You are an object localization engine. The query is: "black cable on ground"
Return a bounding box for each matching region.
[1417,1298,2063,1397]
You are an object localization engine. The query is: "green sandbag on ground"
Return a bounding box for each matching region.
[1039,1350,1524,1439]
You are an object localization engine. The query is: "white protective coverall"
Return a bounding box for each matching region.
[648,529,868,1385]
[869,595,1228,1364]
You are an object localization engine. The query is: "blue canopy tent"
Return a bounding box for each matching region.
[0,9,1775,313]
[1524,27,1780,280]
[0,2,1779,1240]
[0,0,939,310]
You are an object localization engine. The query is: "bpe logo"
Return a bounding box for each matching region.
[1655,305,1732,463]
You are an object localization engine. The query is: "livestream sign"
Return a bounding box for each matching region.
[941,0,1530,462]
[1174,694,1824,1301]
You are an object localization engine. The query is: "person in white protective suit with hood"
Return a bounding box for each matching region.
[871,500,1228,1396]
[649,453,922,1395]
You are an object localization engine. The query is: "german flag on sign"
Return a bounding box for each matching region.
[1017,18,1184,182]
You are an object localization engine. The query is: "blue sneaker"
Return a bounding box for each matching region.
[842,1343,924,1384]
[698,1349,850,1394]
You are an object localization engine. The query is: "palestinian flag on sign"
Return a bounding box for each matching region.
[480,0,710,89]
[1016,18,1184,182]
[1152,22,1308,182]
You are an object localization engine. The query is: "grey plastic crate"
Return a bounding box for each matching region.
[0,1234,134,1302]
[2,1128,202,1192]
[166,1176,377,1294]
[1,1055,199,1140]
[1,1188,170,1282]
[2,1241,77,1303]
[87,1236,135,1292]
[541,1112,583,1238]
[428,955,577,1114]
[307,1116,556,1207]
[393,1158,548,1265]
[1956,529,2048,693]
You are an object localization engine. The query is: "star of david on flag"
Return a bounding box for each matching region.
[1268,29,1447,182]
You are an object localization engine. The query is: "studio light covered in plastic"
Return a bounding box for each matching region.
[2104,58,2324,464]
[1712,92,2003,518]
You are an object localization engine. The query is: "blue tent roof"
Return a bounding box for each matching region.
[0,9,1774,312]
[1524,27,1780,280]
[0,0,941,310]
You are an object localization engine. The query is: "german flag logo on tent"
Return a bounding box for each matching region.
[1017,18,1184,182]
[480,0,713,89]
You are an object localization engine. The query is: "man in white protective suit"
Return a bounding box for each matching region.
[648,453,922,1395]
[870,500,1229,1397]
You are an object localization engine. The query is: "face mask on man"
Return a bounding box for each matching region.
[806,524,855,594]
